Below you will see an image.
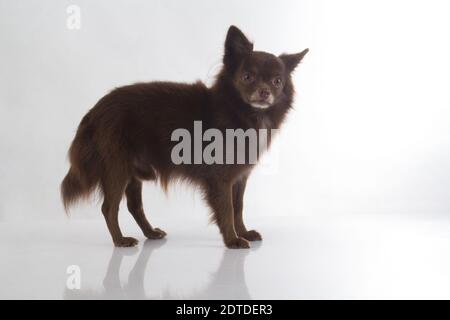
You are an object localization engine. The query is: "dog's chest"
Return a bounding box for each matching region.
[258,115,272,131]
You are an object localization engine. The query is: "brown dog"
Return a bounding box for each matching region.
[61,26,308,248]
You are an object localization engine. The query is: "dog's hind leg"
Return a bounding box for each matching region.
[101,172,138,247]
[125,177,167,239]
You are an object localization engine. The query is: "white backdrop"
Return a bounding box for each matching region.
[1,0,450,222]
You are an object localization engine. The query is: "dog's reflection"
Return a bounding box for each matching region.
[65,239,255,299]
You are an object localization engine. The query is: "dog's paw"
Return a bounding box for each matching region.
[114,237,139,247]
[225,237,250,249]
[145,227,167,239]
[241,230,262,241]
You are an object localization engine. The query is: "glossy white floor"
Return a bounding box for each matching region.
[1,214,449,300]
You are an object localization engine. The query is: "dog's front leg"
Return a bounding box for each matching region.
[232,177,262,242]
[205,181,250,249]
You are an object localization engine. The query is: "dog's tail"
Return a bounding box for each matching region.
[61,114,101,211]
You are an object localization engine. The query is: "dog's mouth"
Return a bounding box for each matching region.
[247,91,274,109]
[248,99,272,109]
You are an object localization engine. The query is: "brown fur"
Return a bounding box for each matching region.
[61,26,308,248]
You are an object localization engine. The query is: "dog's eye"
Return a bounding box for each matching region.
[272,77,283,87]
[241,72,254,83]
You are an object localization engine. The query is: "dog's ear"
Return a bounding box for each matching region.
[223,26,253,66]
[279,48,309,72]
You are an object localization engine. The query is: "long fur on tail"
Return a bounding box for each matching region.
[61,114,101,211]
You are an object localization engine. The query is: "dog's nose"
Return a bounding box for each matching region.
[259,88,270,100]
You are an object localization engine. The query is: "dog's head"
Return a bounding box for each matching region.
[223,26,308,110]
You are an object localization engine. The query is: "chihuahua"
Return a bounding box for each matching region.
[61,26,308,248]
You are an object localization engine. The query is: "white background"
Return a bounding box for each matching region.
[1,0,450,300]
[1,0,450,221]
